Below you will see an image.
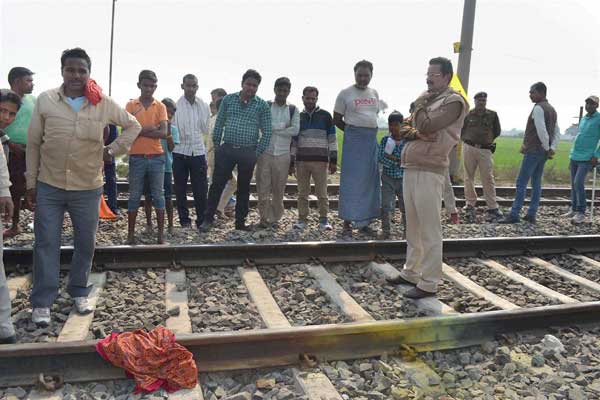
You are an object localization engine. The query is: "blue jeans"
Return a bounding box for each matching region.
[510,150,548,218]
[570,160,592,213]
[173,153,208,228]
[128,155,165,212]
[103,161,117,213]
[30,182,103,308]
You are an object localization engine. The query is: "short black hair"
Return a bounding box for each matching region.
[161,97,176,111]
[8,67,34,86]
[211,88,227,98]
[61,47,91,70]
[182,74,197,83]
[138,70,158,83]
[388,111,404,124]
[0,88,22,111]
[429,57,453,78]
[409,102,416,113]
[474,91,487,99]
[530,82,547,96]
[274,77,291,89]
[354,60,373,73]
[242,69,262,84]
[303,86,319,96]
[215,98,223,110]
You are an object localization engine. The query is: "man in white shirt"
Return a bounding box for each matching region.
[172,74,211,229]
[256,77,300,227]
[500,82,559,224]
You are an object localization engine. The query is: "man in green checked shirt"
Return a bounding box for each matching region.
[201,69,272,232]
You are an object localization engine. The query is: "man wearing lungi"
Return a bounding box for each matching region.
[334,60,381,239]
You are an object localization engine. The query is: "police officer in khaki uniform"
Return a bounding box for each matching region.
[461,92,502,221]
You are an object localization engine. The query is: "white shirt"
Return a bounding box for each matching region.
[334,85,380,128]
[265,102,300,156]
[532,105,560,151]
[173,96,211,156]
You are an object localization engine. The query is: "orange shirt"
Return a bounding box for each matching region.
[126,98,167,155]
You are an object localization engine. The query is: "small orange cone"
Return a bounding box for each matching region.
[99,195,116,220]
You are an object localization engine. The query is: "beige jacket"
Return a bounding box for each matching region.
[26,86,141,191]
[402,87,468,175]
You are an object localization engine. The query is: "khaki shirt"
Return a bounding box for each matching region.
[26,86,141,191]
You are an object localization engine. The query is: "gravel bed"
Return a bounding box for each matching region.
[5,205,600,248]
[321,357,447,399]
[259,265,349,326]
[90,270,166,339]
[325,263,428,319]
[436,279,500,313]
[544,254,600,284]
[498,256,600,302]
[10,273,70,343]
[422,325,600,399]
[447,258,560,308]
[202,368,307,400]
[187,267,264,333]
[0,380,167,400]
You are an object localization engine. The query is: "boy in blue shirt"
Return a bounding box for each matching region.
[143,98,180,234]
[378,112,406,239]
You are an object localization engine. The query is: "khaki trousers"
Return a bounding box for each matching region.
[442,172,457,214]
[256,152,291,223]
[463,142,498,209]
[400,169,444,293]
[297,161,329,220]
[0,222,15,339]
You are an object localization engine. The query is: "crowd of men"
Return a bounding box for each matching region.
[0,46,599,344]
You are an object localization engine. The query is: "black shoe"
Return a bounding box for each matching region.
[403,287,436,299]
[386,275,415,286]
[523,214,536,224]
[498,215,519,224]
[235,222,251,231]
[199,220,213,232]
[485,208,503,222]
[0,335,16,345]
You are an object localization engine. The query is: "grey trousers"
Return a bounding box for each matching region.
[30,182,102,308]
[381,174,405,233]
[0,223,15,339]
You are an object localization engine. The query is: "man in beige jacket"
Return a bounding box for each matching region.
[388,57,468,299]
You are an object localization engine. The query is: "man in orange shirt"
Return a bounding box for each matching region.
[126,70,168,244]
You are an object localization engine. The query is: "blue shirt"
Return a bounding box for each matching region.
[570,111,600,161]
[161,125,180,173]
[378,136,405,179]
[65,96,85,113]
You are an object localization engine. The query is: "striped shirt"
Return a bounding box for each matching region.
[212,92,272,155]
[173,95,211,156]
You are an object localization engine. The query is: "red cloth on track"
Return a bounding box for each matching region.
[95,326,198,394]
[84,79,104,106]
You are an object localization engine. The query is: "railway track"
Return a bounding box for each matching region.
[116,181,593,200]
[114,182,595,209]
[2,234,600,398]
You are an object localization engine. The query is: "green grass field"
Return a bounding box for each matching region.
[336,130,574,184]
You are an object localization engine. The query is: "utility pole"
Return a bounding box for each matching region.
[108,0,116,96]
[456,0,476,93]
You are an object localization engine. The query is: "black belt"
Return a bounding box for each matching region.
[464,140,494,150]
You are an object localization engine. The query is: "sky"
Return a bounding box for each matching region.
[1,0,600,132]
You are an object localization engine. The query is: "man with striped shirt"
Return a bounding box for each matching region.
[172,74,211,229]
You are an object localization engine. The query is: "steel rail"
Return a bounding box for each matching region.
[5,235,600,270]
[1,301,599,387]
[115,181,588,199]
